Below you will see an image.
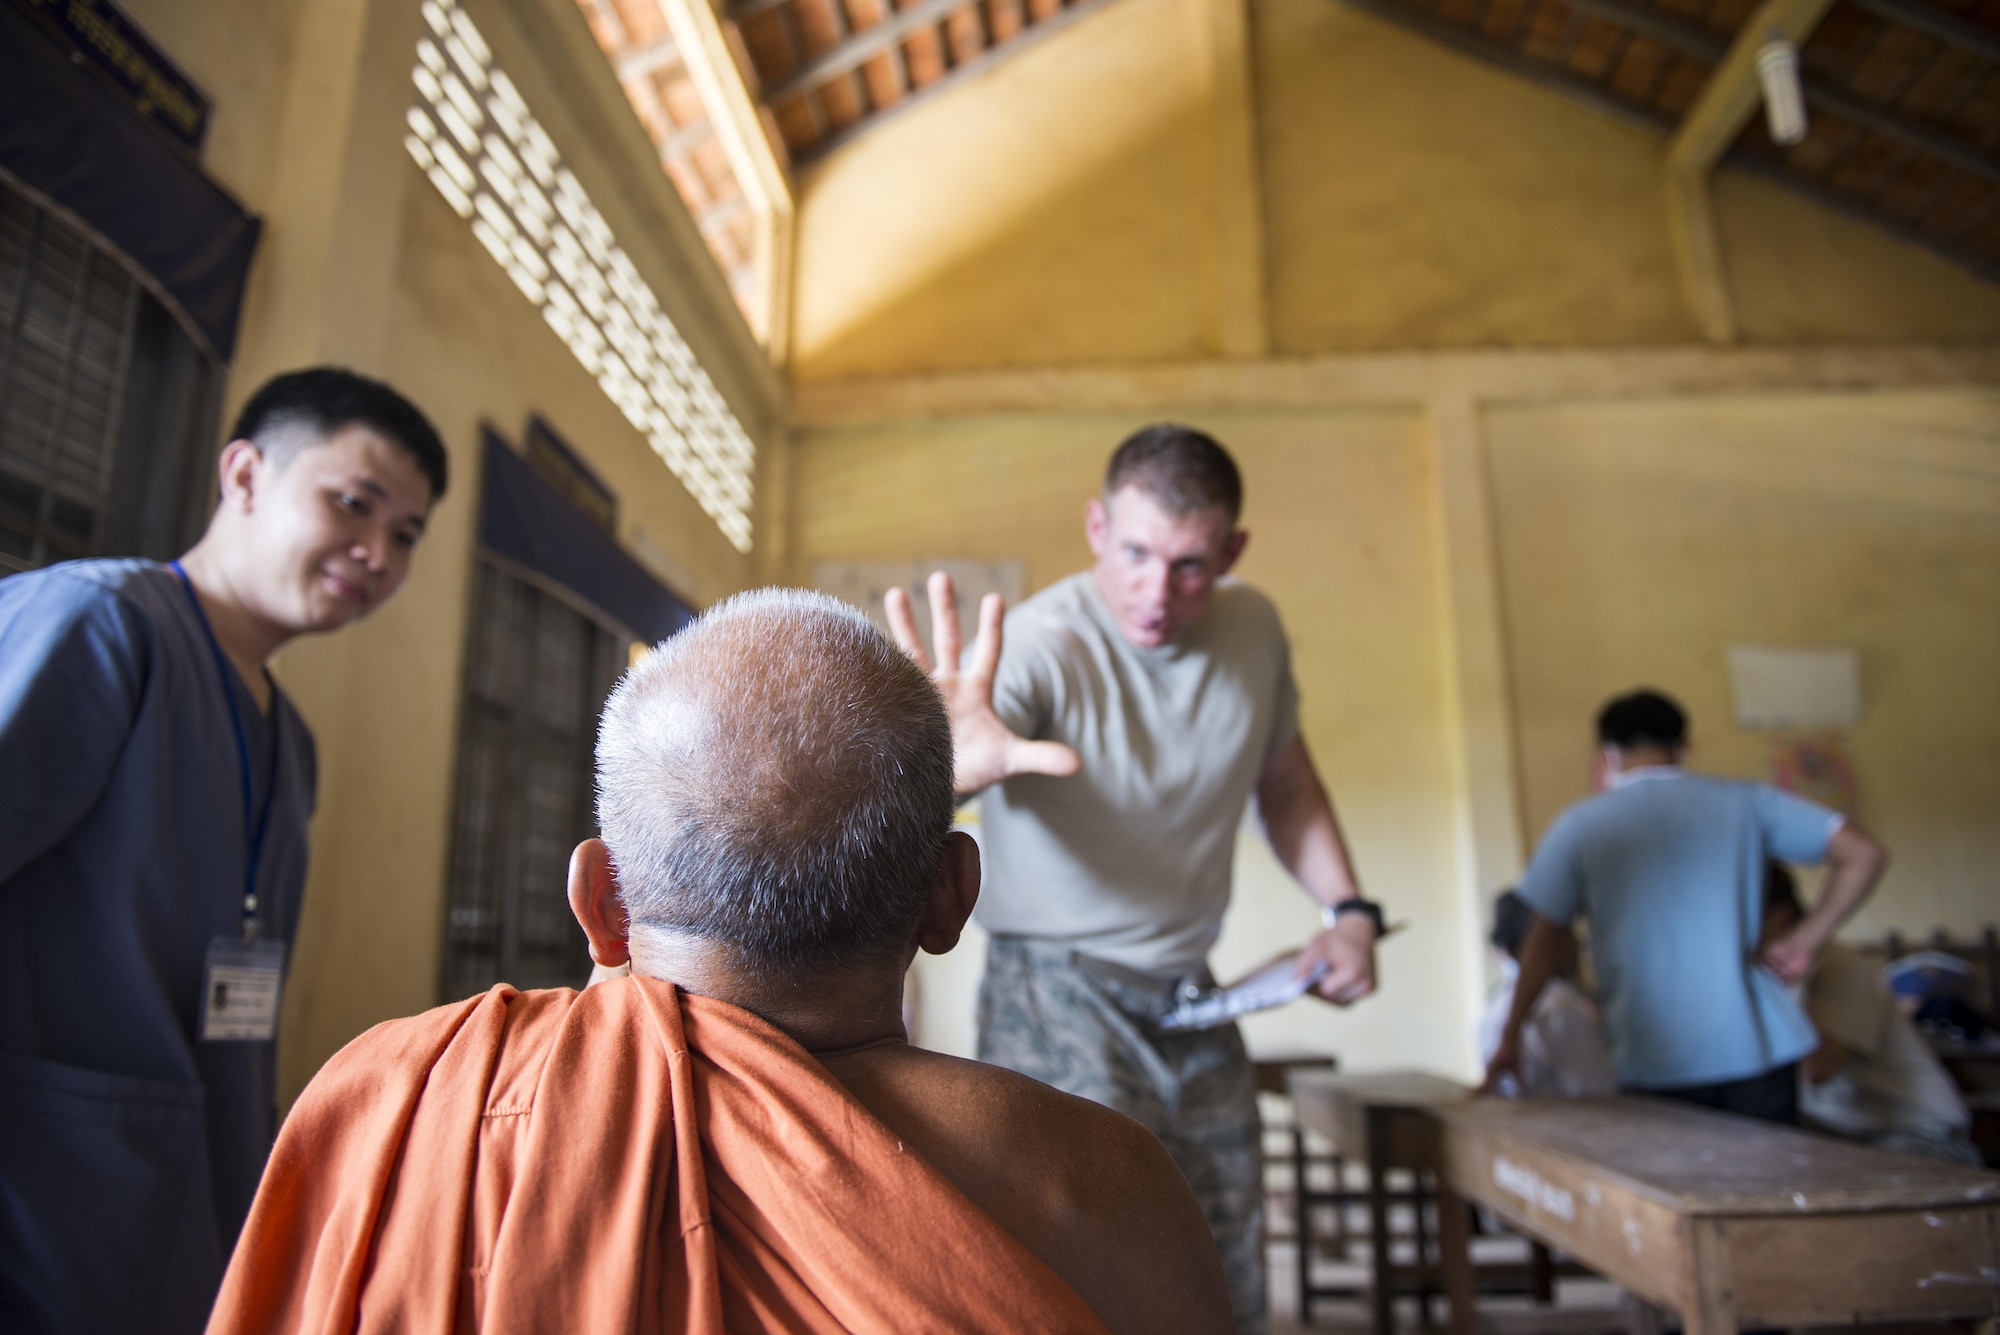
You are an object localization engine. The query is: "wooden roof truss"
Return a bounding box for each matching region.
[726,0,1124,164]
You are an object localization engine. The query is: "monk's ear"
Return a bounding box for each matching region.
[915,831,980,956]
[568,838,631,968]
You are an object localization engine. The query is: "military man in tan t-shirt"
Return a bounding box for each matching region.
[888,424,1385,1334]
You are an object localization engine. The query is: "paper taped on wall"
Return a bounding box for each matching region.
[1727,646,1862,729]
[814,560,1027,660]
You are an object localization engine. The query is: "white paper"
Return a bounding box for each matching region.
[813,559,1027,663]
[1727,645,1861,729]
[1157,953,1328,1032]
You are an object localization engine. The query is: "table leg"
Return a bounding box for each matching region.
[1330,1153,1349,1257]
[1630,1299,1667,1335]
[1687,1295,1737,1335]
[1369,1108,1396,1335]
[1413,1171,1433,1328]
[1686,1221,1738,1335]
[1295,1127,1314,1326]
[1436,1176,1478,1335]
[1529,1240,1554,1305]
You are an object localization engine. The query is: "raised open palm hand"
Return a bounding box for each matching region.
[885,572,1081,797]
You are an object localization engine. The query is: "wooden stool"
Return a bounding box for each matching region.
[1288,1070,1470,1332]
[1252,1053,1338,1264]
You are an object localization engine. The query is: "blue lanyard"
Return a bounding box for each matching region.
[170,562,281,941]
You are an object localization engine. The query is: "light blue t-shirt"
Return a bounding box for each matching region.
[1515,769,1841,1090]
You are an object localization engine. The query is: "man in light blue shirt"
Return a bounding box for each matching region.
[1486,689,1887,1123]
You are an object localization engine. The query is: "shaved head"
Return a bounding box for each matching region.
[596,589,955,971]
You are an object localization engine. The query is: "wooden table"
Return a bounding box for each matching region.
[1289,1070,1471,1332]
[1430,1096,2000,1335]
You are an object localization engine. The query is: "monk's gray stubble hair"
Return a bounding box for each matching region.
[594,588,955,971]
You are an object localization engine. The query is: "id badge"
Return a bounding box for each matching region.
[200,937,286,1042]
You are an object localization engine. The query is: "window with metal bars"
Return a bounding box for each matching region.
[441,558,629,1001]
[0,175,222,574]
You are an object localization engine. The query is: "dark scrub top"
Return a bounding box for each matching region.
[0,559,316,1334]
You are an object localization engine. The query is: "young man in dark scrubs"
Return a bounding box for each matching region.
[0,367,446,1335]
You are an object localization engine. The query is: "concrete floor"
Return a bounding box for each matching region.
[1264,1227,1636,1335]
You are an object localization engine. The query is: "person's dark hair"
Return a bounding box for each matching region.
[1595,689,1688,751]
[595,589,955,971]
[1763,860,1802,919]
[229,367,448,501]
[1490,889,1537,960]
[1103,423,1243,521]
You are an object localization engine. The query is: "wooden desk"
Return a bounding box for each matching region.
[1289,1070,1470,1332]
[1430,1096,2000,1335]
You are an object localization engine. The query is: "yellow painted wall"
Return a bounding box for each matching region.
[114,1,305,210]
[790,0,2000,376]
[1255,0,1696,352]
[1715,175,2000,345]
[789,0,1215,376]
[1487,390,2000,941]
[122,0,772,1100]
[791,410,1480,1075]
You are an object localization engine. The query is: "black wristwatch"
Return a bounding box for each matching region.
[1320,897,1385,936]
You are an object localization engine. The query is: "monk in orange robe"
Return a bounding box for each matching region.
[208,589,1231,1335]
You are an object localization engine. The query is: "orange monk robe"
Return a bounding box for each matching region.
[207,976,1108,1335]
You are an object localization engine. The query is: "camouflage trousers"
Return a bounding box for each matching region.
[978,935,1265,1335]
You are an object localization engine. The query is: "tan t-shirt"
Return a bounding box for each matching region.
[1799,943,1968,1141]
[976,573,1299,975]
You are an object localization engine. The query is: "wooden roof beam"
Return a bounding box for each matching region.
[1665,0,1837,344]
[1844,0,2000,65]
[727,0,796,25]
[656,0,799,361]
[657,114,718,163]
[1668,0,1838,180]
[1463,0,1996,185]
[1806,85,2000,184]
[763,0,973,103]
[1555,0,1727,61]
[789,0,1124,163]
[1334,0,1677,134]
[617,36,683,82]
[581,0,633,46]
[1524,0,1996,183]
